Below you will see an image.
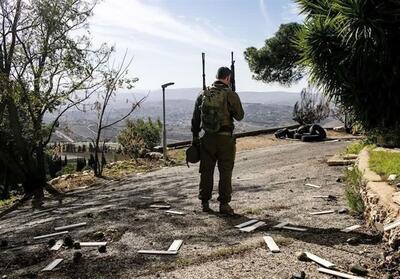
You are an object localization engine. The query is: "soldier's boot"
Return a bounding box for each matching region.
[202,201,213,213]
[219,203,234,216]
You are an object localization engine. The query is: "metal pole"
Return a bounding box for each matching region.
[161,82,174,165]
[162,87,167,164]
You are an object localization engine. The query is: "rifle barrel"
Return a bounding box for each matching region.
[202,52,206,90]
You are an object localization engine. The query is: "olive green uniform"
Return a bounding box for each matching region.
[191,81,244,203]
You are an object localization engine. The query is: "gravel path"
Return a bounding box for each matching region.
[0,140,387,278]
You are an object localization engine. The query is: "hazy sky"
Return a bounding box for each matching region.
[89,0,307,92]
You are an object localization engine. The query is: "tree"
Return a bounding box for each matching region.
[117,118,162,160]
[245,1,400,144]
[292,87,330,125]
[0,0,111,207]
[90,55,144,177]
[244,23,304,86]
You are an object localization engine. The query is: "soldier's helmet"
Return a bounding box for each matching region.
[186,144,200,164]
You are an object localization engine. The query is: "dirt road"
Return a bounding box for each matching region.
[0,140,388,278]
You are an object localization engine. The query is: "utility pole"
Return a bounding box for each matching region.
[161,82,174,165]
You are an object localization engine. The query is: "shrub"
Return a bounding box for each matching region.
[292,87,330,125]
[118,118,162,159]
[344,167,365,214]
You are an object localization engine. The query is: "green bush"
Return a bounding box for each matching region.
[118,118,162,159]
[344,167,365,214]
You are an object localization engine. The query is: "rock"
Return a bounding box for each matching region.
[347,237,360,245]
[296,251,309,261]
[1,240,8,248]
[338,208,349,214]
[64,235,74,248]
[98,245,107,253]
[291,271,306,279]
[350,264,368,276]
[388,174,397,181]
[327,195,337,201]
[336,177,344,183]
[2,275,8,279]
[86,212,94,218]
[73,251,82,263]
[145,152,163,160]
[93,231,105,240]
[383,274,393,279]
[73,242,81,249]
[47,239,56,247]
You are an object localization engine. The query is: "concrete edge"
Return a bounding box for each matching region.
[357,147,400,248]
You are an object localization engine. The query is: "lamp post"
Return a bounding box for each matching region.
[161,82,174,164]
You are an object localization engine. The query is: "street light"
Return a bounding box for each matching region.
[161,82,174,164]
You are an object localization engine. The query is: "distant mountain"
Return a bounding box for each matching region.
[47,89,306,143]
[110,88,301,106]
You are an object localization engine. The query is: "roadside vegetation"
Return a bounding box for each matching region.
[343,141,368,155]
[344,167,365,214]
[369,151,400,178]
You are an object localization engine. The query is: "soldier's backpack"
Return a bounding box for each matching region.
[200,87,227,133]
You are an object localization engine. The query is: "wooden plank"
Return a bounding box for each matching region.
[234,219,259,229]
[54,222,87,231]
[165,210,185,215]
[149,204,171,209]
[309,210,335,215]
[41,259,63,271]
[263,236,280,253]
[305,183,321,188]
[240,221,266,232]
[281,226,307,232]
[138,250,178,255]
[50,240,64,251]
[318,267,364,279]
[34,231,69,240]
[305,252,335,268]
[168,240,183,251]
[273,222,290,229]
[341,224,362,233]
[80,242,107,247]
[384,219,400,231]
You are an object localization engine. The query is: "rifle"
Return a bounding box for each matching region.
[202,52,206,90]
[230,51,236,92]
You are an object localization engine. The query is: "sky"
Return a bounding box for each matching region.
[89,0,306,92]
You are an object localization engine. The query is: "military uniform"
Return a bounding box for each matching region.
[191,80,244,206]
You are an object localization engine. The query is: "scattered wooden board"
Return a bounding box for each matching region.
[168,240,183,251]
[235,219,259,229]
[138,250,178,255]
[41,259,63,271]
[318,267,364,279]
[305,183,321,188]
[309,210,335,215]
[341,224,362,233]
[240,221,266,232]
[384,219,400,231]
[281,226,307,232]
[305,252,335,268]
[50,240,64,251]
[54,222,87,231]
[80,242,107,247]
[149,204,171,209]
[273,222,290,229]
[34,231,69,240]
[263,236,280,253]
[327,158,355,166]
[165,210,185,215]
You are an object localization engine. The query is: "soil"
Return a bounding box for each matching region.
[1,136,393,279]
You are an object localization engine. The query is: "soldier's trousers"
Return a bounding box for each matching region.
[199,133,236,204]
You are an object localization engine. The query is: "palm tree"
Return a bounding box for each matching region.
[296,0,400,145]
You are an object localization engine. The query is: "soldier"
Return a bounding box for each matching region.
[191,66,244,215]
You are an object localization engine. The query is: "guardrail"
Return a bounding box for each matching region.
[154,124,300,151]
